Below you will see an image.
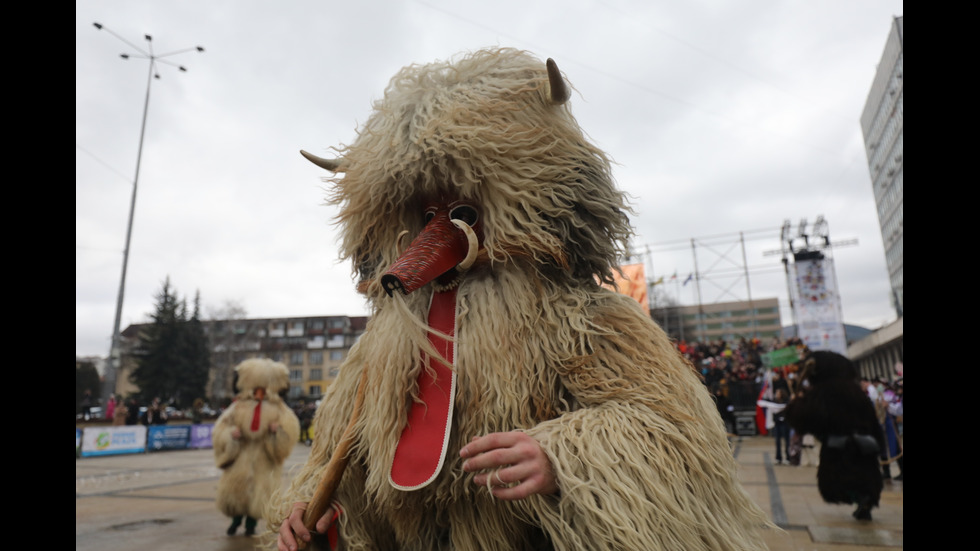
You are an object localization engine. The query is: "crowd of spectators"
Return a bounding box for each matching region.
[674,335,902,411]
[674,335,808,409]
[676,335,904,471]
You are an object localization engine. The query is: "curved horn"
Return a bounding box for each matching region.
[300,149,344,172]
[546,58,570,105]
[451,219,479,272]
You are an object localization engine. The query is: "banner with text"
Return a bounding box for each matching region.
[188,423,214,449]
[147,425,192,451]
[789,257,846,354]
[80,425,147,457]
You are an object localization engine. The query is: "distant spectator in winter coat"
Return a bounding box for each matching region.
[140,397,168,426]
[757,389,790,465]
[112,400,129,426]
[105,394,116,422]
[125,398,141,426]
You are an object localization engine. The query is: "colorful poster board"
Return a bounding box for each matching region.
[762,347,799,368]
[188,423,214,449]
[789,257,847,354]
[80,425,147,457]
[603,263,650,315]
[77,424,215,457]
[147,425,192,451]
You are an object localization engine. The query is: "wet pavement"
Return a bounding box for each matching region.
[76,435,902,550]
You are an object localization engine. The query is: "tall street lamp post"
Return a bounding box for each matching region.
[93,22,204,406]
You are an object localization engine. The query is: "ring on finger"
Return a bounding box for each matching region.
[494,469,505,486]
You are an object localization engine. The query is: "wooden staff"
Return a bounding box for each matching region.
[301,368,369,540]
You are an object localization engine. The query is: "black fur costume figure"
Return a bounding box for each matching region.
[784,351,884,521]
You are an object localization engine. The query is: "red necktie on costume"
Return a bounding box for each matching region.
[390,288,457,490]
[251,401,262,432]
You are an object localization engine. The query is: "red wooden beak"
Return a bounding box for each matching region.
[381,208,470,296]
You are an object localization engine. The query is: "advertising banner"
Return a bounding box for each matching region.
[188,423,214,449]
[80,425,147,457]
[762,347,800,368]
[603,263,650,315]
[147,425,192,451]
[789,257,847,354]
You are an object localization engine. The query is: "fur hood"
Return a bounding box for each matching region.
[233,358,290,400]
[316,48,635,303]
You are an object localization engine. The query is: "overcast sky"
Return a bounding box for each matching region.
[76,0,903,358]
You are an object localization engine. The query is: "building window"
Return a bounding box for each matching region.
[309,351,323,365]
[310,368,323,380]
[289,370,303,382]
[328,366,340,378]
[309,385,322,397]
[290,351,304,365]
[330,350,344,361]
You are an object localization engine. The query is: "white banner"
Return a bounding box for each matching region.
[789,257,847,354]
[80,425,147,457]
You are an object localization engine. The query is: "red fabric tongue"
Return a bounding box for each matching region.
[251,401,262,432]
[389,288,457,490]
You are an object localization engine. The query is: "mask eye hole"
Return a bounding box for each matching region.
[424,210,436,225]
[450,205,478,227]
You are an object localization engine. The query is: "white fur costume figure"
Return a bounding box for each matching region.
[214,358,300,537]
[271,48,774,551]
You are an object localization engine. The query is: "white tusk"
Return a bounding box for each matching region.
[396,230,410,254]
[451,220,479,272]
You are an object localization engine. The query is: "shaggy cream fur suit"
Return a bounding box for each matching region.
[214,359,300,535]
[267,48,774,550]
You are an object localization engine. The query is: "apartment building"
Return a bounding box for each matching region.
[116,315,368,404]
[650,297,783,344]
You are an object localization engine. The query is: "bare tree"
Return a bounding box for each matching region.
[649,286,684,341]
[206,300,254,403]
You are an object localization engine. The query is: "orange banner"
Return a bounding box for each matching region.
[603,263,649,315]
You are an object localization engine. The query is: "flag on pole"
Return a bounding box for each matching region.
[670,271,678,281]
[651,276,665,286]
[682,273,694,286]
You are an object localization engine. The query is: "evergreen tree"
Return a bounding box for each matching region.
[130,277,210,408]
[76,361,101,413]
[174,292,211,408]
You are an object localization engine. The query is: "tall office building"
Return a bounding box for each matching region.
[860,16,903,317]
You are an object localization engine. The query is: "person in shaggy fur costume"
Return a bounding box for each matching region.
[214,358,300,536]
[271,47,774,551]
[784,351,885,521]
